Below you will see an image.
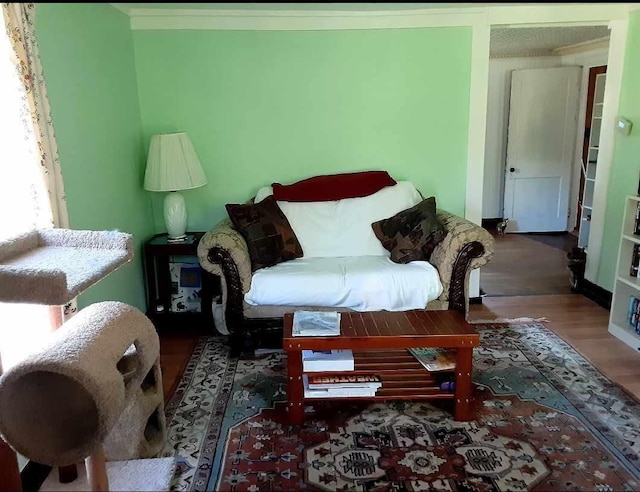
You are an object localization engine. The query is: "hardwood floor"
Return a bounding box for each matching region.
[481,231,577,296]
[160,332,199,401]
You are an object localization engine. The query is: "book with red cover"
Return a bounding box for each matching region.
[307,374,382,389]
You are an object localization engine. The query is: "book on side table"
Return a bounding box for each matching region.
[292,311,341,337]
[303,375,380,398]
[302,349,354,372]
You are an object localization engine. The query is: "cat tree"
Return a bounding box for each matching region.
[0,228,175,491]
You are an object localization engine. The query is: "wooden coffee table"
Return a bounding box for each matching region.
[283,310,479,425]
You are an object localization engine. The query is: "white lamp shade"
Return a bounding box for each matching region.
[143,132,207,192]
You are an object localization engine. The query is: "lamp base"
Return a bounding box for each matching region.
[167,235,187,243]
[164,191,187,240]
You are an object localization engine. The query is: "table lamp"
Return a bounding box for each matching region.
[144,132,207,242]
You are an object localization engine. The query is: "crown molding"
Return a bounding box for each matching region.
[553,35,610,56]
[120,4,635,31]
[128,8,487,30]
[109,3,131,16]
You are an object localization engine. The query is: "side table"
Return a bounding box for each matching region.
[143,232,219,333]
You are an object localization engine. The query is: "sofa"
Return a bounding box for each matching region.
[197,173,494,351]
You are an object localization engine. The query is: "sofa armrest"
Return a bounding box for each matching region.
[197,219,252,332]
[430,210,495,312]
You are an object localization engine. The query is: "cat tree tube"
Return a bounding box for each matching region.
[0,301,169,491]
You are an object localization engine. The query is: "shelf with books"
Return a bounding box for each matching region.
[622,196,640,237]
[609,196,640,351]
[298,349,456,400]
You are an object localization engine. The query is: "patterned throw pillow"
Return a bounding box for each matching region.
[371,196,446,264]
[226,196,303,271]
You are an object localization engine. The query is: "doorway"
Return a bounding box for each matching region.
[481,25,610,296]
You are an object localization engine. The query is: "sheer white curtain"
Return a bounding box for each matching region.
[0,4,71,369]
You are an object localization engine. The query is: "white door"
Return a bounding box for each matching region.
[503,66,581,232]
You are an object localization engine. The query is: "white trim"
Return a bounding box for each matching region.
[466,20,490,298]
[130,8,484,30]
[126,4,636,31]
[553,36,610,56]
[488,5,631,26]
[109,3,131,16]
[585,18,629,283]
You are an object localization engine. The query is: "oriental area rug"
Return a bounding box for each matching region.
[161,323,640,491]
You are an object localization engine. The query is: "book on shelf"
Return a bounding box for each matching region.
[630,244,640,277]
[302,349,354,372]
[306,373,382,390]
[409,348,456,372]
[628,296,640,334]
[292,311,341,337]
[303,375,379,398]
[634,202,640,235]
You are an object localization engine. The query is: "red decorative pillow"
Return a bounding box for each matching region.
[272,171,397,202]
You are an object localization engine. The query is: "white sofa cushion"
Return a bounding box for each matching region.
[244,256,443,312]
[254,181,422,258]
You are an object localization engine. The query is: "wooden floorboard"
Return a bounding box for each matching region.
[480,232,577,296]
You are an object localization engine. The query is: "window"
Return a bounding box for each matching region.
[0,23,53,369]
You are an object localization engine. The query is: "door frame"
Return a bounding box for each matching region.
[473,17,629,289]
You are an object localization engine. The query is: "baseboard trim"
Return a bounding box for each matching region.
[481,218,502,229]
[469,296,483,305]
[580,279,612,310]
[21,460,51,492]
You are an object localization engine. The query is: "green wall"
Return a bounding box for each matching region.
[36,3,153,310]
[132,28,472,232]
[597,11,640,291]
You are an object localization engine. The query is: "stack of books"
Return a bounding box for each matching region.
[302,349,354,372]
[292,311,341,337]
[303,374,381,398]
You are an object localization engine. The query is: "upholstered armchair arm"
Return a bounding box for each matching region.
[430,210,495,313]
[197,219,252,333]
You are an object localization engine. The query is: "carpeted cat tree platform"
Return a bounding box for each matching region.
[0,229,175,491]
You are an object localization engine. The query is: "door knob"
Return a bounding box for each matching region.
[509,167,516,172]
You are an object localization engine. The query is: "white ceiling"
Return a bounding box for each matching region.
[491,26,610,57]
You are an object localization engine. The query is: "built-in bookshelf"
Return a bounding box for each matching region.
[609,195,640,351]
[578,71,606,250]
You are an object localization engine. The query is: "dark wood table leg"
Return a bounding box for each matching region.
[285,347,304,425]
[454,347,473,421]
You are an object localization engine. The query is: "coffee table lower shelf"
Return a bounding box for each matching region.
[286,348,469,424]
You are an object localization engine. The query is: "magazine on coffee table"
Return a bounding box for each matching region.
[409,348,456,372]
[292,311,341,337]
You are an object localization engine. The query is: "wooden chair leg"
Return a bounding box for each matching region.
[85,446,109,492]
